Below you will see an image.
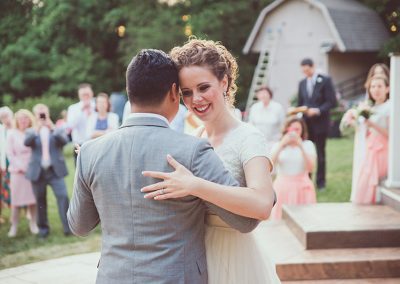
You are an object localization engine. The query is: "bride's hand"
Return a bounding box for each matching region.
[141,154,200,200]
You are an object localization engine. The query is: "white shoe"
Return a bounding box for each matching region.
[29,221,39,235]
[8,226,17,238]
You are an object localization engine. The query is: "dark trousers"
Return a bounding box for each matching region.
[31,167,71,235]
[308,130,327,188]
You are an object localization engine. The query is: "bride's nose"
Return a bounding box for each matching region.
[192,91,204,103]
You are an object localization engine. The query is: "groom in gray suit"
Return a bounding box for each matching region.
[67,49,259,284]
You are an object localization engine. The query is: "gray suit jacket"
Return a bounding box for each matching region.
[24,127,69,182]
[67,116,259,284]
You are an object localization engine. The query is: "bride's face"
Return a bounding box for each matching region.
[179,65,228,122]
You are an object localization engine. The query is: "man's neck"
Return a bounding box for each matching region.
[131,105,172,122]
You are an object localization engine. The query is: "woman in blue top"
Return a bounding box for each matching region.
[86,93,119,140]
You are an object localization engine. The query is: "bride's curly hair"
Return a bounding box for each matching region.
[170,38,238,106]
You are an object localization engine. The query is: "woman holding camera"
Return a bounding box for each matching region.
[270,116,317,219]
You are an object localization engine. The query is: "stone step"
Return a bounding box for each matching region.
[283,278,400,283]
[379,186,400,213]
[254,221,400,281]
[282,203,400,249]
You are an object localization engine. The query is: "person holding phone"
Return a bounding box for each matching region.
[270,116,317,219]
[25,104,71,238]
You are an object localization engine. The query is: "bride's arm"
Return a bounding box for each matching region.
[142,155,275,221]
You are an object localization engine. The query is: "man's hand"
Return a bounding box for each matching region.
[306,108,320,117]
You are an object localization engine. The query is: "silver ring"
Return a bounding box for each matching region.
[159,189,165,195]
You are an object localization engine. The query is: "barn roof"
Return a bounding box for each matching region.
[243,0,390,54]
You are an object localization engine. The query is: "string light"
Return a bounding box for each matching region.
[184,25,192,36]
[117,25,126,37]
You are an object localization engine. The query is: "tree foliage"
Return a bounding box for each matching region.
[0,0,397,108]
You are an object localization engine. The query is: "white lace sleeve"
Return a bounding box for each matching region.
[240,127,273,171]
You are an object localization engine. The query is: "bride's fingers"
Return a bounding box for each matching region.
[141,181,167,193]
[166,154,183,170]
[143,187,169,199]
[154,192,176,200]
[142,171,169,180]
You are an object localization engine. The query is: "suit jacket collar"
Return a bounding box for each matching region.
[121,116,170,129]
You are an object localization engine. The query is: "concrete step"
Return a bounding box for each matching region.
[254,221,400,281]
[283,278,400,283]
[379,186,400,213]
[282,203,400,249]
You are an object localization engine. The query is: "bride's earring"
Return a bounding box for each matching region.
[223,91,227,100]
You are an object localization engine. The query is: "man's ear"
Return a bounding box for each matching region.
[169,83,179,102]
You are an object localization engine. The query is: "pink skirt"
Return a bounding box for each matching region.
[354,133,388,204]
[10,173,36,207]
[271,173,316,220]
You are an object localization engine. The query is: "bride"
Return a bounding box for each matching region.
[141,39,280,283]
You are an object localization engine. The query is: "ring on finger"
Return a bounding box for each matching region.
[159,189,165,195]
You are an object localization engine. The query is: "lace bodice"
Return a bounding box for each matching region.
[213,122,271,186]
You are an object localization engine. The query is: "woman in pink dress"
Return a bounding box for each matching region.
[354,75,390,204]
[270,116,317,219]
[6,109,38,237]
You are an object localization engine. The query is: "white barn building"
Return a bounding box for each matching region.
[243,0,390,109]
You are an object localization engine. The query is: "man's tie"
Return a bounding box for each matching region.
[307,78,314,98]
[40,127,51,169]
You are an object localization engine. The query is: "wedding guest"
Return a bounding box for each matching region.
[354,75,390,204]
[122,100,130,123]
[25,104,71,238]
[0,107,13,224]
[297,58,337,190]
[364,63,390,90]
[86,93,119,139]
[6,109,38,237]
[248,86,285,153]
[270,116,317,219]
[170,103,188,133]
[67,83,95,161]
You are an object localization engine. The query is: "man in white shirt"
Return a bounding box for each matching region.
[67,83,95,163]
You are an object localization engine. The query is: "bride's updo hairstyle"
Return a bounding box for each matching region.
[170,38,238,106]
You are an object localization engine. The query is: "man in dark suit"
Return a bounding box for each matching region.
[25,103,71,238]
[298,58,337,190]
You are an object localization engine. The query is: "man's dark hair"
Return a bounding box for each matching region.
[126,49,179,106]
[300,58,314,67]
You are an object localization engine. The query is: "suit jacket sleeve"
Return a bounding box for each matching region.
[297,80,304,107]
[318,77,337,114]
[24,128,37,147]
[190,139,259,233]
[67,147,100,236]
[53,127,69,146]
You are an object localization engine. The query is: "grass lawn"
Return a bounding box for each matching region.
[0,136,354,269]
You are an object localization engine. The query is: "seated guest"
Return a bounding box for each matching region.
[86,93,119,139]
[270,116,317,219]
[25,104,71,238]
[6,109,38,237]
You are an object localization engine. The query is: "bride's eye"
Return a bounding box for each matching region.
[199,85,210,92]
[181,90,192,97]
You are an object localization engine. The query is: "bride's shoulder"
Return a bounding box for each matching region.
[237,122,264,137]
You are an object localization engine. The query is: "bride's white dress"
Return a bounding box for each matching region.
[200,122,281,283]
